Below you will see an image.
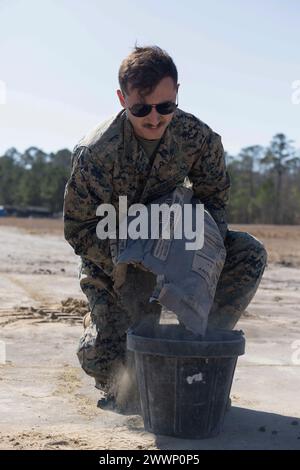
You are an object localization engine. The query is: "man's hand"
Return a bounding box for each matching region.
[112,263,128,291]
[112,262,149,292]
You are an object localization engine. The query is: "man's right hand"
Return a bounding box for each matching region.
[112,263,128,291]
[112,262,149,292]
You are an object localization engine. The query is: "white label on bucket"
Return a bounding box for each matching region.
[0,341,6,364]
[186,372,204,384]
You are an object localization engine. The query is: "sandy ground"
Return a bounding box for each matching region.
[0,218,300,450]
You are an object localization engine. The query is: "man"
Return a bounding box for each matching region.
[63,45,267,405]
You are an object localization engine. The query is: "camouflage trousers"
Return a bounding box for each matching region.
[77,230,267,389]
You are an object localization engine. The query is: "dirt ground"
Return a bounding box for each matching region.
[0,218,300,450]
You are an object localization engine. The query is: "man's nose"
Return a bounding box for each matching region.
[146,106,161,125]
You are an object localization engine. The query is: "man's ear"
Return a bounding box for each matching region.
[117,89,126,108]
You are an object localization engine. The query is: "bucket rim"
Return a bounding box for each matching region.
[127,326,245,357]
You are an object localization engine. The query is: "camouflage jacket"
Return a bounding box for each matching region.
[63,108,231,277]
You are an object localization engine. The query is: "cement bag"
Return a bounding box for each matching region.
[113,187,226,336]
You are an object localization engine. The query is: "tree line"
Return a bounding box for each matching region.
[0,133,299,223]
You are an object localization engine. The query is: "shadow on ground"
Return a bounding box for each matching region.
[152,407,300,450]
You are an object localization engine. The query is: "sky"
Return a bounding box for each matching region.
[0,0,299,156]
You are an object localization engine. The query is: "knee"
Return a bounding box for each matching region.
[259,242,267,267]
[244,234,268,280]
[226,230,268,269]
[248,235,268,267]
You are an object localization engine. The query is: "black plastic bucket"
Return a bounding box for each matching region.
[127,322,245,439]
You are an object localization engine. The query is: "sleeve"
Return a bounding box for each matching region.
[188,128,231,240]
[63,145,114,276]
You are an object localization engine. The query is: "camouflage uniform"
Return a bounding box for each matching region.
[63,108,267,389]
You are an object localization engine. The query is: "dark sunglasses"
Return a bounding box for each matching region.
[128,97,178,117]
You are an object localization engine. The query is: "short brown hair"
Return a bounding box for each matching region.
[118,45,178,98]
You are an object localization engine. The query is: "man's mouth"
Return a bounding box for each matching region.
[145,123,163,129]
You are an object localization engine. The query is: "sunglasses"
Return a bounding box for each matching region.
[128,97,178,117]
